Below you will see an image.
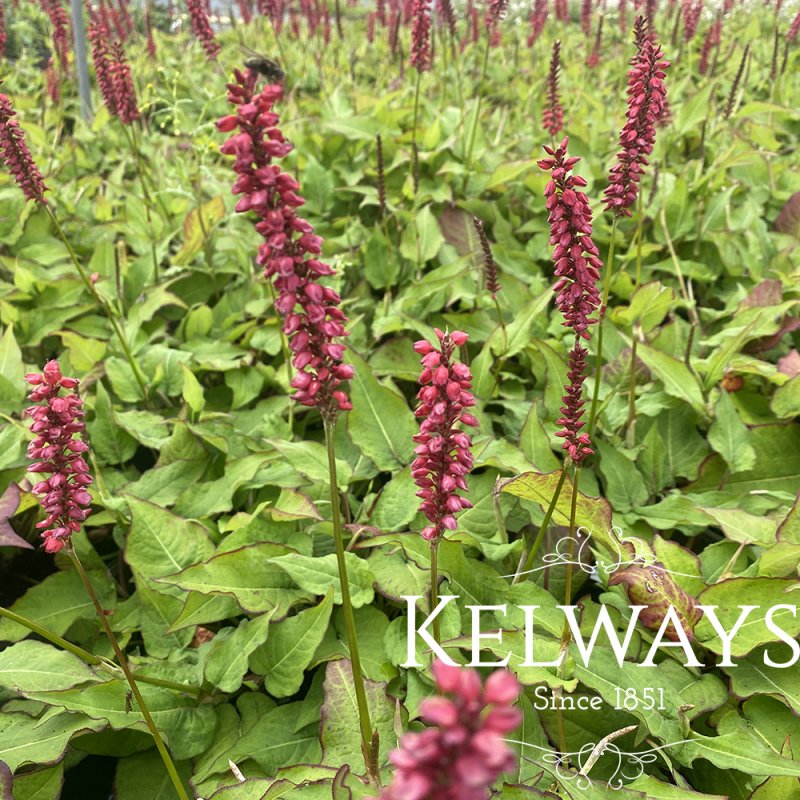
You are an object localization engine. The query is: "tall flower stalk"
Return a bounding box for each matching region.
[24,362,190,800]
[409,0,431,193]
[517,138,601,585]
[412,330,476,644]
[218,67,379,784]
[588,16,669,441]
[187,0,221,59]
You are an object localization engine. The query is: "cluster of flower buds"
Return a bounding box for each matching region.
[0,93,48,204]
[218,69,353,418]
[24,361,93,554]
[682,0,702,40]
[543,40,563,137]
[603,18,670,216]
[377,660,521,800]
[187,0,221,59]
[539,138,603,465]
[411,330,477,543]
[40,0,70,70]
[527,0,548,47]
[410,0,432,72]
[539,138,602,339]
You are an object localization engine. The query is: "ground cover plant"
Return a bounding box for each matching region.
[1,0,800,798]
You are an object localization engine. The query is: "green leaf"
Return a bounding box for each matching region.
[159,542,313,615]
[124,496,215,581]
[87,381,137,465]
[0,710,106,771]
[0,641,98,692]
[694,579,800,657]
[400,205,443,263]
[0,324,25,406]
[0,569,116,644]
[269,553,375,608]
[320,659,396,770]
[636,343,706,415]
[180,362,206,414]
[627,775,726,800]
[724,645,800,714]
[708,390,757,473]
[499,471,615,553]
[346,350,416,471]
[485,160,538,192]
[230,702,321,774]
[250,589,334,696]
[115,749,193,800]
[11,763,64,800]
[595,440,649,512]
[678,732,800,777]
[173,196,225,266]
[772,376,800,419]
[23,680,216,761]
[203,611,275,693]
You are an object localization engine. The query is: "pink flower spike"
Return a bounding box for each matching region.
[24,361,93,554]
[219,69,352,421]
[411,331,475,543]
[378,660,521,800]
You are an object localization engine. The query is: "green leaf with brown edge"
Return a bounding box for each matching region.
[23,681,216,761]
[608,541,702,641]
[12,763,64,800]
[777,492,800,544]
[0,569,116,644]
[0,641,99,693]
[694,578,800,657]
[724,644,800,714]
[249,590,333,697]
[499,471,615,553]
[320,659,396,773]
[158,542,313,616]
[0,710,106,772]
[676,732,800,777]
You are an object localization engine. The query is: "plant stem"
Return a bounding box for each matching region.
[463,34,491,189]
[512,467,568,584]
[66,548,191,800]
[430,541,441,645]
[625,195,646,446]
[323,420,378,787]
[44,205,150,402]
[587,216,618,438]
[411,69,422,193]
[0,605,202,696]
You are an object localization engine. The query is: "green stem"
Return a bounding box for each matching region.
[463,35,491,189]
[323,420,378,787]
[67,548,191,800]
[411,70,422,192]
[430,541,441,645]
[560,467,581,637]
[625,195,645,448]
[0,605,202,696]
[512,467,568,584]
[587,216,618,438]
[44,205,150,402]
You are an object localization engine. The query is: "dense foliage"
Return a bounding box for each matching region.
[1,1,800,798]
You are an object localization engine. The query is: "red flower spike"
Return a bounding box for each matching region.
[377,660,521,800]
[218,70,352,420]
[410,0,432,72]
[542,40,563,137]
[603,17,670,217]
[0,94,48,204]
[411,330,476,543]
[24,361,93,554]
